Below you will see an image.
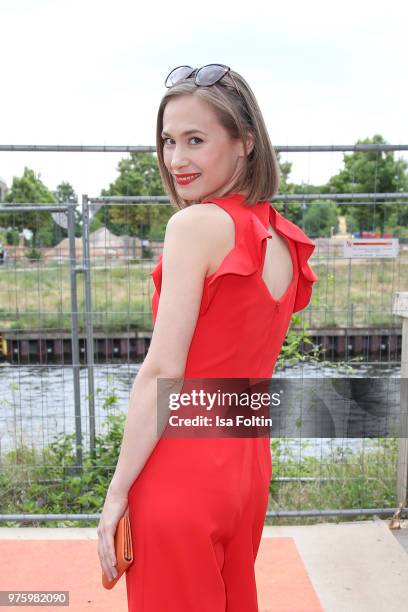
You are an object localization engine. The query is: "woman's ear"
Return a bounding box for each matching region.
[244,132,255,156]
[237,132,255,158]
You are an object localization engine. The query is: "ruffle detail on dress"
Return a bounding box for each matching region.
[150,213,274,316]
[201,213,273,314]
[292,244,319,312]
[271,208,319,313]
[150,204,319,316]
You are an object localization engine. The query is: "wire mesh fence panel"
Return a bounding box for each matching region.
[0,143,407,524]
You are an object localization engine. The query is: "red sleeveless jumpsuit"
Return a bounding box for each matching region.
[126,193,318,611]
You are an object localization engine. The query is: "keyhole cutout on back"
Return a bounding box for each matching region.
[262,224,294,302]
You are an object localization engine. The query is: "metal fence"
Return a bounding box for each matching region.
[0,142,408,524]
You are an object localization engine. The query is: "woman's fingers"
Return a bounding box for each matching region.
[98,535,111,580]
[97,493,129,582]
[98,535,114,581]
[97,526,118,581]
[104,522,118,573]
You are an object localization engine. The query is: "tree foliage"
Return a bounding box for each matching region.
[2,167,56,246]
[53,181,82,237]
[54,181,77,204]
[0,169,82,246]
[304,201,339,238]
[5,167,55,205]
[324,134,408,233]
[99,153,171,240]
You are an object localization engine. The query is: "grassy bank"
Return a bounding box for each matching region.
[0,411,398,527]
[1,257,408,331]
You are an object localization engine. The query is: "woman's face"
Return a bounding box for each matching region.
[161,94,253,202]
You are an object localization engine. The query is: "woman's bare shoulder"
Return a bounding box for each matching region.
[166,202,233,238]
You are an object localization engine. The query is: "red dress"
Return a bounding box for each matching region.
[126,193,318,611]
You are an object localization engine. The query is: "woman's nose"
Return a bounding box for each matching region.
[170,147,189,171]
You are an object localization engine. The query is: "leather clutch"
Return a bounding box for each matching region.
[102,514,134,589]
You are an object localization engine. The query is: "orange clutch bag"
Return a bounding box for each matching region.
[102,515,134,590]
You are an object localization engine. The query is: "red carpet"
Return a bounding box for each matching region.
[0,537,322,611]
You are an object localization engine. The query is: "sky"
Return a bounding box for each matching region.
[1,0,407,200]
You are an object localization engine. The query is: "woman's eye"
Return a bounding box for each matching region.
[162,137,203,145]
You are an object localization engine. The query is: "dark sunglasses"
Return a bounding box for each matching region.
[164,63,242,99]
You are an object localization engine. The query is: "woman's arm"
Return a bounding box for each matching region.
[98,203,228,581]
[107,204,216,497]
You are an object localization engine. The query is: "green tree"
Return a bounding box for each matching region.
[303,201,339,238]
[53,181,82,237]
[99,153,170,240]
[277,154,293,195]
[54,181,77,204]
[324,134,408,234]
[275,178,327,229]
[5,167,55,205]
[3,167,56,247]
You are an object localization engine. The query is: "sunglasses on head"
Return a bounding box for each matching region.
[164,63,242,99]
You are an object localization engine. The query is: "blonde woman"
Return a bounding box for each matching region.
[98,64,318,611]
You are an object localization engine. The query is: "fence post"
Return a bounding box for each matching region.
[67,202,83,473]
[392,292,408,505]
[82,194,96,458]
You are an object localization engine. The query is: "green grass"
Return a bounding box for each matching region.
[264,437,398,526]
[0,257,408,331]
[0,434,398,527]
[0,262,154,332]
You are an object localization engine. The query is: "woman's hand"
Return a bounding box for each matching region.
[97,486,129,582]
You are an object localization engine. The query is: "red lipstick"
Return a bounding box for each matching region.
[174,173,201,185]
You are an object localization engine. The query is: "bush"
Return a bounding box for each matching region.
[5,229,20,245]
[25,247,42,262]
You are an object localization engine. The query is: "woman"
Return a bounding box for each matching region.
[98,64,318,611]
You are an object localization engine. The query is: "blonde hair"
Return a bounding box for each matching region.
[155,69,280,209]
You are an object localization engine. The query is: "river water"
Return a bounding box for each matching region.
[0,360,402,458]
